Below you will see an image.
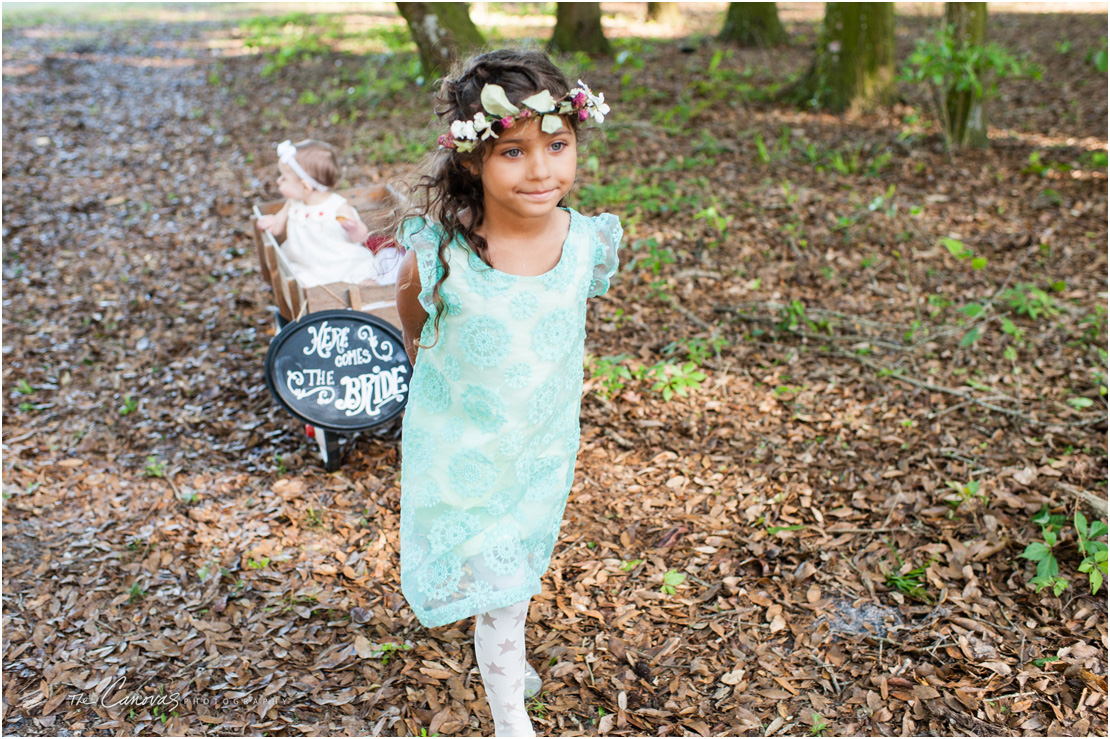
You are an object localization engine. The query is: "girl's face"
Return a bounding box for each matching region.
[277,162,311,201]
[479,116,577,225]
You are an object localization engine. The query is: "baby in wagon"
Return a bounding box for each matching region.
[255,139,402,286]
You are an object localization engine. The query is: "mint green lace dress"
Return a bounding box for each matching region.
[397,208,622,628]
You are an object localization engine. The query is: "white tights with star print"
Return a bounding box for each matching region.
[475,598,535,737]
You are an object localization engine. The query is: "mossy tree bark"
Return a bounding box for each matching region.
[548,2,611,55]
[396,2,485,80]
[945,2,989,148]
[791,2,896,113]
[718,3,788,47]
[646,2,682,26]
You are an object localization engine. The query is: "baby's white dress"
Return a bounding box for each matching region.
[282,193,393,286]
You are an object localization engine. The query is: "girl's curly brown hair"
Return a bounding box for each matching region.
[397,48,583,348]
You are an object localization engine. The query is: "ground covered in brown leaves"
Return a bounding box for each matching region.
[2,2,1107,737]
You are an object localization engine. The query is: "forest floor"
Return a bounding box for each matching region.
[2,2,1107,737]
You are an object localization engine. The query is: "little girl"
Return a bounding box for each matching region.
[394,49,619,737]
[255,138,402,286]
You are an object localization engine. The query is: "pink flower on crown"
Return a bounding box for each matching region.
[578,109,589,122]
[438,133,455,149]
[573,92,587,108]
[500,116,515,129]
[519,109,533,118]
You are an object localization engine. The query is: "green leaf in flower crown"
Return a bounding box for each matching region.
[541,114,566,134]
[521,90,556,113]
[480,84,520,117]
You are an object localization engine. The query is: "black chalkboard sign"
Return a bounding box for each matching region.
[264,310,411,432]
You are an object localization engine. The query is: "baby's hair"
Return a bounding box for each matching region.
[289,139,342,189]
[400,48,581,348]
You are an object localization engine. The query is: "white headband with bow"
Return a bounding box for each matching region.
[276,140,329,192]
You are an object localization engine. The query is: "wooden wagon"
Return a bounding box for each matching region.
[252,184,411,471]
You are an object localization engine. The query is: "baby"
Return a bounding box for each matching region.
[255,139,401,286]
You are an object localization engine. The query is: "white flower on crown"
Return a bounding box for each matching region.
[451,118,478,142]
[577,79,611,124]
[472,112,499,140]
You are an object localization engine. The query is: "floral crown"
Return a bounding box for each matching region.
[438,80,610,153]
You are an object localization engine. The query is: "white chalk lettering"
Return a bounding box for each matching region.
[358,325,396,362]
[334,347,373,368]
[287,369,338,405]
[335,366,409,418]
[303,322,349,359]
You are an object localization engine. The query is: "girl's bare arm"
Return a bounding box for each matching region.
[396,249,428,365]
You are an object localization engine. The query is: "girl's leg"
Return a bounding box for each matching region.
[474,598,535,737]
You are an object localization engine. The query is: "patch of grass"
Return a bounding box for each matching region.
[1083,150,1108,170]
[942,479,988,516]
[693,201,733,245]
[118,394,138,416]
[882,542,933,602]
[144,456,165,478]
[1002,283,1060,320]
[240,12,335,74]
[576,177,703,215]
[1022,506,1069,596]
[527,694,550,720]
[303,506,326,529]
[588,354,634,400]
[651,97,713,134]
[1086,36,1108,73]
[885,562,931,602]
[646,361,707,402]
[625,237,675,275]
[360,126,431,164]
[663,336,728,365]
[660,569,686,595]
[1075,512,1108,594]
[369,641,412,665]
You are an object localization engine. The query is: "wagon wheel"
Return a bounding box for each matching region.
[311,426,342,472]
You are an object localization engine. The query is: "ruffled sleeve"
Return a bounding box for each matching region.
[397,217,445,314]
[587,212,622,298]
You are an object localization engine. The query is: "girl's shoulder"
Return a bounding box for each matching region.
[566,207,620,227]
[566,209,623,299]
[566,208,623,247]
[397,216,448,254]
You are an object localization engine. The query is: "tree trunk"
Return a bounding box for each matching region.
[548,2,611,55]
[945,2,989,148]
[396,2,484,80]
[718,3,787,47]
[647,2,682,26]
[791,2,896,113]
